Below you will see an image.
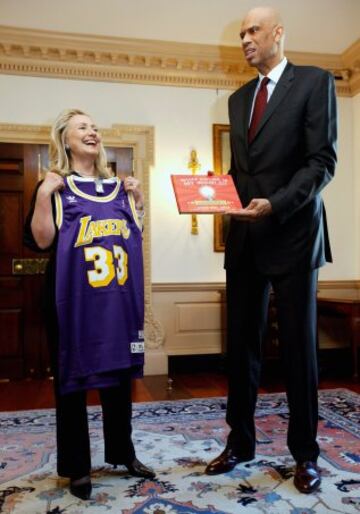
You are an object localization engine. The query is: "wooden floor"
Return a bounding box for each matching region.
[0,370,359,412]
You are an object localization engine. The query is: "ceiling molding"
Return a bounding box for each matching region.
[342,38,360,96]
[0,25,358,96]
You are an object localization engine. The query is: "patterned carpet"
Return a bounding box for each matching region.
[0,389,359,513]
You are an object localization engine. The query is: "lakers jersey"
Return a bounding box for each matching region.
[54,175,144,394]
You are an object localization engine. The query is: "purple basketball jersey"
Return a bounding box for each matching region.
[54,176,144,394]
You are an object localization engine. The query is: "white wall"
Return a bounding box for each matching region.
[1,0,359,53]
[353,93,360,278]
[322,96,355,280]
[0,74,356,281]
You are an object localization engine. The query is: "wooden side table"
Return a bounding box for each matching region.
[317,288,360,381]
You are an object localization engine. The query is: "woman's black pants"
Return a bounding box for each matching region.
[54,374,135,479]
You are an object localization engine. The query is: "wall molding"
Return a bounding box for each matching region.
[151,280,359,357]
[152,284,224,356]
[152,282,226,293]
[0,26,359,96]
[152,280,360,292]
[318,280,360,290]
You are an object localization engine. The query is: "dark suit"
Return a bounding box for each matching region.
[224,62,337,463]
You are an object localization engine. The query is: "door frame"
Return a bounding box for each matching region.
[0,122,165,353]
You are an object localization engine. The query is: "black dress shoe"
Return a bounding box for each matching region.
[205,447,254,475]
[70,476,92,500]
[294,461,321,494]
[125,458,156,479]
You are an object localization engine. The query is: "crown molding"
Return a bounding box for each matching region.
[341,39,360,96]
[0,25,358,96]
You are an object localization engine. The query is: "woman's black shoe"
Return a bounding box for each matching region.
[70,475,92,500]
[125,458,156,479]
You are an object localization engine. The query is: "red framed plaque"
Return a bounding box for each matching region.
[171,174,242,214]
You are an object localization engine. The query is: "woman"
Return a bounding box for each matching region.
[24,108,155,501]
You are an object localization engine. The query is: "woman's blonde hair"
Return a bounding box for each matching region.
[48,108,112,178]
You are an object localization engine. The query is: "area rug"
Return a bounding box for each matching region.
[0,389,359,513]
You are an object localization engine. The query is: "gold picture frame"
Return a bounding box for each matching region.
[213,123,231,252]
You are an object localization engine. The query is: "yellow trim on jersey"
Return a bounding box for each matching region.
[54,191,63,229]
[128,191,142,230]
[67,176,121,202]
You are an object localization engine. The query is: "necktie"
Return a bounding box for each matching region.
[248,77,270,143]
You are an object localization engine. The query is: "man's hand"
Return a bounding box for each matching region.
[227,198,272,221]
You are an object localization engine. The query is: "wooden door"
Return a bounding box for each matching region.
[0,143,133,380]
[0,143,48,379]
[106,147,133,177]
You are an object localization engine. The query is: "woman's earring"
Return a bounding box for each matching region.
[65,143,70,151]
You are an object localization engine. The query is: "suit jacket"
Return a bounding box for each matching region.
[225,62,337,274]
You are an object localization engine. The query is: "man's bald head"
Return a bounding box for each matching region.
[244,6,283,28]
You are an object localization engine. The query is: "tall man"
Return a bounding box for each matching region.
[205,7,337,494]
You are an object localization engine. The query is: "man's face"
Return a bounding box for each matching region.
[240,10,281,72]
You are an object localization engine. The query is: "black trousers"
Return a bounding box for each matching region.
[54,374,136,479]
[225,258,320,464]
[45,309,135,478]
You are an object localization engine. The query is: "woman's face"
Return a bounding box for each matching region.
[65,114,101,161]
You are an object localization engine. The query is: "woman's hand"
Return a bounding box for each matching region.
[38,171,65,197]
[124,176,144,210]
[31,171,64,249]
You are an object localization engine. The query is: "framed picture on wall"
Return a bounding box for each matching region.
[213,123,231,252]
